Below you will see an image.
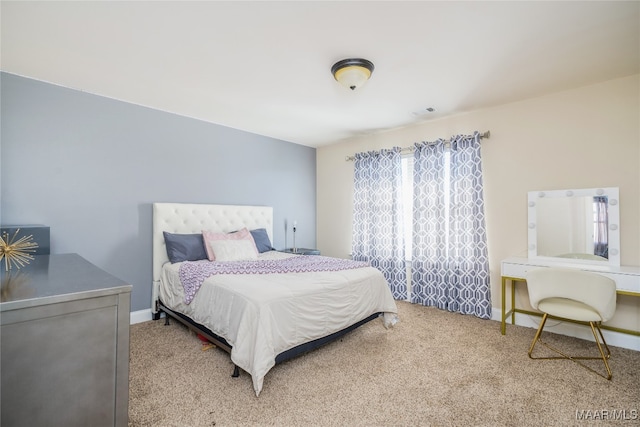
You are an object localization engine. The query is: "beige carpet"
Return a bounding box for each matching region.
[128,301,639,426]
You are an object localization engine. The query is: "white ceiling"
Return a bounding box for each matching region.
[2,1,638,147]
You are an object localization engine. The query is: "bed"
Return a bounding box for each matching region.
[151,202,398,396]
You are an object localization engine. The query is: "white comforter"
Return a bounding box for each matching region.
[159,251,398,396]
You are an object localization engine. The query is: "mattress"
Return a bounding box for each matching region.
[159,250,398,396]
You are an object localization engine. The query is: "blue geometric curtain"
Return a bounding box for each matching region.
[410,139,448,308]
[411,132,491,319]
[593,196,609,258]
[352,147,407,299]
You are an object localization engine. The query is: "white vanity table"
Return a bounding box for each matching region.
[500,187,640,337]
[500,257,640,336]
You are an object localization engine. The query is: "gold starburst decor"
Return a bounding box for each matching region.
[0,229,39,271]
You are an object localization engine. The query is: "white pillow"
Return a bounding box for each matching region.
[202,227,258,261]
[208,239,258,262]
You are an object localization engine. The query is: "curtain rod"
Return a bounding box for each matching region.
[344,130,490,161]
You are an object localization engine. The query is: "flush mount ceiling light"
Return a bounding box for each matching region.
[331,58,374,91]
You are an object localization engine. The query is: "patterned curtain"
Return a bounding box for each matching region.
[410,139,448,308]
[593,196,609,258]
[411,132,491,319]
[352,147,407,299]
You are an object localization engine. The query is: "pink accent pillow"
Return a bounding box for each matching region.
[202,228,258,261]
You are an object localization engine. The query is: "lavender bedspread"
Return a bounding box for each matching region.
[179,255,369,304]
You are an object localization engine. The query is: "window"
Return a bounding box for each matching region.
[400,149,451,261]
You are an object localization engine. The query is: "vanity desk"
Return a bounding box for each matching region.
[501,257,640,336]
[502,186,640,337]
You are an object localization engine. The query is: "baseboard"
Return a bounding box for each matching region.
[130,308,154,325]
[492,307,640,351]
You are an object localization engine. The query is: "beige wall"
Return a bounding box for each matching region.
[316,74,639,331]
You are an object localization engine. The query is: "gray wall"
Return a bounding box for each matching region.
[1,72,317,311]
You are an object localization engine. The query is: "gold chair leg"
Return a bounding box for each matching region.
[528,313,548,358]
[589,321,612,380]
[528,315,613,380]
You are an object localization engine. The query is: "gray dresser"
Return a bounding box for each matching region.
[1,254,132,426]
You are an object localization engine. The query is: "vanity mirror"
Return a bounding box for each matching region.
[527,187,620,267]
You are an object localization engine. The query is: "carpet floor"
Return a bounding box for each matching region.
[128,301,639,426]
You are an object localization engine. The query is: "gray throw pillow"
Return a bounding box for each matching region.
[163,232,207,263]
[250,228,274,253]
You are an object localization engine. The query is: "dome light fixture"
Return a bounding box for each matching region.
[331,58,374,91]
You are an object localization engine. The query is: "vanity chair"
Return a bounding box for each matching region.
[525,267,617,380]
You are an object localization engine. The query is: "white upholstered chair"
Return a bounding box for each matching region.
[525,267,617,380]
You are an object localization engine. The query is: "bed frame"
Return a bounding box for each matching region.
[151,202,381,378]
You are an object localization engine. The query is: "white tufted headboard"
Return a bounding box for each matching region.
[151,202,273,314]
